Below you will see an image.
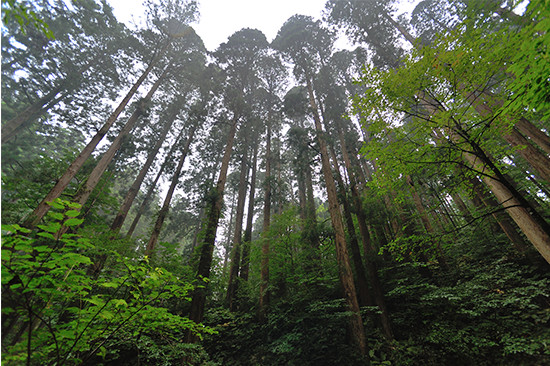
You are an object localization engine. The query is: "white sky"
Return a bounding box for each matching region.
[108,0,327,51]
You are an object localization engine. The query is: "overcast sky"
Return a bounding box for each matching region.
[108,0,328,51]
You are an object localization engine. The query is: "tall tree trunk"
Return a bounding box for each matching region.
[515,118,550,155]
[305,75,367,356]
[71,69,169,213]
[296,170,308,221]
[259,117,272,320]
[227,152,249,310]
[240,143,258,281]
[1,59,96,142]
[186,115,239,341]
[222,194,237,276]
[406,175,448,269]
[336,120,393,340]
[2,84,67,142]
[457,131,550,264]
[125,127,186,238]
[23,42,170,229]
[450,190,475,224]
[145,124,197,255]
[328,145,372,307]
[469,176,529,253]
[110,100,180,233]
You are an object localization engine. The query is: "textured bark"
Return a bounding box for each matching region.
[23,42,169,229]
[226,152,249,310]
[71,70,168,216]
[145,125,197,255]
[240,143,258,281]
[259,118,272,320]
[469,176,529,253]
[328,146,372,307]
[125,127,186,238]
[186,116,239,341]
[380,9,416,46]
[461,142,550,264]
[296,170,308,221]
[306,75,367,356]
[222,195,237,275]
[515,118,550,155]
[110,103,179,233]
[336,122,393,340]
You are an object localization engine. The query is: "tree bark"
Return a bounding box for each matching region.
[336,120,394,340]
[328,145,372,307]
[145,124,197,255]
[1,59,96,143]
[226,151,249,310]
[515,118,550,156]
[186,115,239,341]
[469,176,529,253]
[23,41,170,229]
[459,137,550,264]
[240,142,258,281]
[125,127,186,238]
[72,69,169,213]
[305,74,367,356]
[110,101,180,233]
[259,117,272,320]
[2,84,67,142]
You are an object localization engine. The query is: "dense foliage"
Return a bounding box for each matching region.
[2,0,549,365]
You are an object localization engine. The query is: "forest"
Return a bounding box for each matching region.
[1,0,549,364]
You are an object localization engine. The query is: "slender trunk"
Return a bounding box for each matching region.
[296,170,307,221]
[111,101,179,233]
[222,194,237,275]
[125,127,186,238]
[328,145,372,307]
[1,59,95,142]
[73,69,168,211]
[469,176,529,253]
[189,168,220,257]
[336,121,394,340]
[2,84,65,142]
[305,75,367,356]
[259,118,272,320]
[460,137,550,264]
[145,124,197,255]
[515,118,550,155]
[406,175,448,268]
[381,10,417,46]
[450,191,475,224]
[227,152,249,310]
[23,42,170,229]
[240,143,258,281]
[186,115,239,340]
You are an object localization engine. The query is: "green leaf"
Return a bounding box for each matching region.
[64,218,83,227]
[100,281,119,288]
[37,232,56,240]
[37,222,61,233]
[67,202,82,209]
[113,299,128,307]
[47,200,65,210]
[47,212,64,221]
[64,210,80,218]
